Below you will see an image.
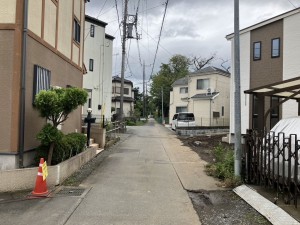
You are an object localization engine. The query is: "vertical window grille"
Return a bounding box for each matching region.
[33,65,51,104]
[89,59,94,71]
[90,24,95,37]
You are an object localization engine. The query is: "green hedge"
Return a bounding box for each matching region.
[35,132,87,165]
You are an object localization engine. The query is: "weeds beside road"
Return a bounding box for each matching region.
[179,134,271,225]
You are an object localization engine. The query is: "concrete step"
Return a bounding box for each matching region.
[89,138,94,144]
[89,143,99,148]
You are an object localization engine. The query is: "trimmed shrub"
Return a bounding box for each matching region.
[35,132,87,165]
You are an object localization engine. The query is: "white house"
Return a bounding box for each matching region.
[226,7,300,142]
[83,15,114,122]
[111,76,134,118]
[169,67,230,127]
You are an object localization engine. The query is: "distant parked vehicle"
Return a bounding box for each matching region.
[171,112,196,130]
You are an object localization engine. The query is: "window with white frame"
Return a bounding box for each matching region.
[197,79,210,90]
[180,87,188,94]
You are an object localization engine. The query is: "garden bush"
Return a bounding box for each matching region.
[35,132,87,165]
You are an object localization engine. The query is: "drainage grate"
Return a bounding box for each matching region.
[56,187,86,197]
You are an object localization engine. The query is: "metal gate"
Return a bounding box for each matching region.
[244,129,300,208]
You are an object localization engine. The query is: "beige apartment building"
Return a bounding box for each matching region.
[0,0,88,170]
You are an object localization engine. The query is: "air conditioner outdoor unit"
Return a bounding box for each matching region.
[206,88,212,96]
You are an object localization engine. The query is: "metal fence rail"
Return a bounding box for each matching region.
[244,129,300,208]
[105,121,126,140]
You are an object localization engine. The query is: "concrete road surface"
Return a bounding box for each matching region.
[0,119,211,225]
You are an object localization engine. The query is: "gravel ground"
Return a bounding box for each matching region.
[179,134,271,225]
[63,132,271,225]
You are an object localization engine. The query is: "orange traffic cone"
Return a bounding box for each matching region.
[31,158,49,197]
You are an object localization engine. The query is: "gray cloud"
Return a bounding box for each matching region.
[86,0,297,88]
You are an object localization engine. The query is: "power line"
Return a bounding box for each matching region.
[150,0,170,78]
[135,0,143,66]
[287,0,297,8]
[84,0,110,40]
[115,0,122,40]
[138,25,172,56]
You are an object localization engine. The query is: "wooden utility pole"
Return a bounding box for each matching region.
[120,0,128,121]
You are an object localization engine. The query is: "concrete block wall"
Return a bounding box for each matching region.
[0,147,97,192]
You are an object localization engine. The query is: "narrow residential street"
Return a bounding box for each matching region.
[0,119,202,225]
[64,119,201,225]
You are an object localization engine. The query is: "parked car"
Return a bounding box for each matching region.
[171,112,196,130]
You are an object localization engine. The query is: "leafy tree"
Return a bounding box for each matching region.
[150,54,190,118]
[35,87,88,165]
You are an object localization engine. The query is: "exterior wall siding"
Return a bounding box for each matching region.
[249,19,284,131]
[250,20,283,89]
[0,31,14,152]
[228,11,300,137]
[24,36,83,149]
[44,0,57,47]
[103,38,113,120]
[0,0,86,169]
[230,32,251,134]
[28,0,42,37]
[57,0,72,59]
[169,69,230,127]
[282,13,300,118]
[0,0,16,23]
[83,19,114,121]
[72,43,79,64]
[111,81,133,117]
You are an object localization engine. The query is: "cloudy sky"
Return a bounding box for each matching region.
[86,0,299,89]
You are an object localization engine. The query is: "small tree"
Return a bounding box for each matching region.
[35,87,88,165]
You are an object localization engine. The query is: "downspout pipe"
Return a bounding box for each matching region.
[19,0,29,168]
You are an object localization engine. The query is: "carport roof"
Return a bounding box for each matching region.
[244,76,300,100]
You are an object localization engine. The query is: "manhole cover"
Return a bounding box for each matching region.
[56,187,86,196]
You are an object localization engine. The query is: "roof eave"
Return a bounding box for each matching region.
[226,8,300,40]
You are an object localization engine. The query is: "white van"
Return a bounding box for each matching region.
[171,112,196,130]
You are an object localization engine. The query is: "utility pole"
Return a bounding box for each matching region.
[234,0,242,177]
[120,0,128,122]
[161,87,164,124]
[143,61,145,117]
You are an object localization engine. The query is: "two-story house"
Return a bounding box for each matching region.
[226,7,300,141]
[0,0,88,170]
[83,15,114,123]
[169,67,230,127]
[111,76,134,118]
